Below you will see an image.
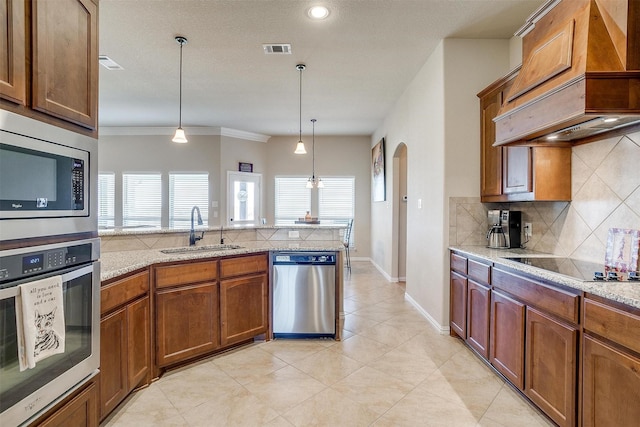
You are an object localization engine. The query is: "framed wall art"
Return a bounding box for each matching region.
[372,138,385,202]
[238,162,253,173]
[604,228,640,273]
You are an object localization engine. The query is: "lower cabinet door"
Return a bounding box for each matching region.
[156,282,220,367]
[490,289,525,389]
[583,334,640,427]
[99,308,128,419]
[467,280,490,359]
[525,307,577,427]
[220,274,268,346]
[450,271,467,339]
[127,296,150,390]
[38,380,98,427]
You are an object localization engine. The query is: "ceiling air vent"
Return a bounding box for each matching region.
[99,55,124,70]
[263,44,292,54]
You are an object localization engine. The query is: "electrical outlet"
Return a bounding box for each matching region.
[524,222,532,237]
[288,230,300,238]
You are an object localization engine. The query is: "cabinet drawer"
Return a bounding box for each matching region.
[450,252,467,274]
[468,259,490,285]
[584,298,640,355]
[101,270,149,315]
[154,261,218,289]
[220,253,268,278]
[492,268,579,324]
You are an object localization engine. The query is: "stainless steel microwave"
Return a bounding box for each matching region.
[0,111,98,242]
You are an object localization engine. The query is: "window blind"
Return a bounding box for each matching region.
[318,177,355,245]
[169,173,209,229]
[98,172,115,228]
[274,177,311,225]
[123,173,161,227]
[318,177,355,223]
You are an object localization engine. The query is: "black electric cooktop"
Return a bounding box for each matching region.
[503,257,639,282]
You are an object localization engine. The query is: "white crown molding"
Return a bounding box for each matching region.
[98,126,271,142]
[219,127,270,143]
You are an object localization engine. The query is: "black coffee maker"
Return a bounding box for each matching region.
[500,210,521,249]
[487,209,521,249]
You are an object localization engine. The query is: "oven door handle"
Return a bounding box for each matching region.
[0,264,96,299]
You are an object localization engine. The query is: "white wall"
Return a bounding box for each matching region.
[372,39,513,330]
[99,132,372,257]
[98,134,222,226]
[509,35,524,70]
[265,135,372,258]
[219,135,268,224]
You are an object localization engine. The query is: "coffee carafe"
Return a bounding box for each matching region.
[487,209,507,249]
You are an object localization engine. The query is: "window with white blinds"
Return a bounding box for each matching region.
[319,177,355,245]
[169,173,209,229]
[318,177,355,223]
[274,177,311,225]
[98,173,115,228]
[123,173,161,227]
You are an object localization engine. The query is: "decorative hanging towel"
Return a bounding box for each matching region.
[15,275,65,371]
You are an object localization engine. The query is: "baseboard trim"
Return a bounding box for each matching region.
[404,293,449,335]
[368,258,398,282]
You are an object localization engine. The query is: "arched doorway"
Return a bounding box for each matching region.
[392,143,408,281]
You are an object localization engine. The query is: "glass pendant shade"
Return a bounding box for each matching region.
[316,178,324,188]
[295,140,307,154]
[172,127,188,143]
[306,178,313,189]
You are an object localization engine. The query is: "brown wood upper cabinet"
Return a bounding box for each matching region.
[0,0,98,133]
[478,69,571,202]
[0,0,26,104]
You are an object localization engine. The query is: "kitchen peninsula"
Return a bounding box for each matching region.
[97,224,345,422]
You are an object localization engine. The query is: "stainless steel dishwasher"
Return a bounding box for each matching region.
[272,252,336,338]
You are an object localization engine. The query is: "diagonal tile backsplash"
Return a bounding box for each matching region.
[450,130,640,264]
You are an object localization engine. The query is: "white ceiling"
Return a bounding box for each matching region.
[98,0,544,137]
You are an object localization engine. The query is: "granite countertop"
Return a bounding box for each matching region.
[450,245,640,310]
[101,242,343,282]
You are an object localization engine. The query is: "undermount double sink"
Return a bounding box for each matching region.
[160,244,243,254]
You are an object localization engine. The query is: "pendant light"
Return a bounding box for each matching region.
[172,36,188,143]
[294,64,307,154]
[306,119,324,188]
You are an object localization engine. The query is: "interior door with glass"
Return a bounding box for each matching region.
[227,171,261,226]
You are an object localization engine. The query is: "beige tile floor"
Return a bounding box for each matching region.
[103,261,553,427]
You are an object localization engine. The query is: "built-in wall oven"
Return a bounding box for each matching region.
[0,110,98,242]
[0,238,100,426]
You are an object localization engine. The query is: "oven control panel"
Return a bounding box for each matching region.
[0,241,94,283]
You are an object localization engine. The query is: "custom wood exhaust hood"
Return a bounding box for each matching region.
[493,0,640,146]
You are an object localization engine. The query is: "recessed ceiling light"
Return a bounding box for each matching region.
[308,6,329,20]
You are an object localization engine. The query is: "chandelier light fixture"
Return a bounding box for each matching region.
[306,119,324,188]
[172,36,188,143]
[294,64,307,154]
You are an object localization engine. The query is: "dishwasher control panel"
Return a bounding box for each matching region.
[272,252,336,265]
